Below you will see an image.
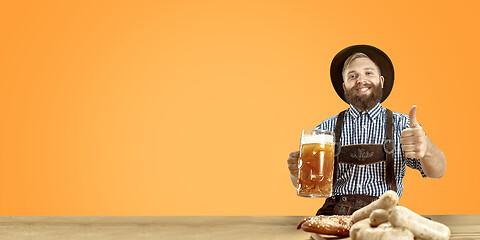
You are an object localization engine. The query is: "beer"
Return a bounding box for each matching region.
[297,130,335,198]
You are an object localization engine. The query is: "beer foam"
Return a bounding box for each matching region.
[301,134,334,144]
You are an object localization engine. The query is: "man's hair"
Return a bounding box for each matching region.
[342,52,381,80]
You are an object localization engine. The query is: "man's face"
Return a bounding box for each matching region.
[342,57,385,111]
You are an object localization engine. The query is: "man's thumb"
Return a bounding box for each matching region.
[409,105,419,128]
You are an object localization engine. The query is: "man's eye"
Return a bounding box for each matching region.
[366,72,372,75]
[349,75,355,79]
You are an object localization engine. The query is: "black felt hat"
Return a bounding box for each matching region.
[330,45,394,103]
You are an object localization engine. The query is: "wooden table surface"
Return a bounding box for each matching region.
[0,215,478,239]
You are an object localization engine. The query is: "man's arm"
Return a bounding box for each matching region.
[419,138,446,178]
[401,105,446,178]
[420,137,447,178]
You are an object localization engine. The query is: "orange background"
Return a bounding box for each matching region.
[1,1,479,216]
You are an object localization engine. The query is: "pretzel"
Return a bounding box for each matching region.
[297,215,352,237]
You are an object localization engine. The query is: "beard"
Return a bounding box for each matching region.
[344,82,383,112]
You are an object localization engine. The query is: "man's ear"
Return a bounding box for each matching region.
[342,83,346,92]
[380,76,385,88]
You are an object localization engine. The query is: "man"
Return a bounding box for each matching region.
[287,45,446,215]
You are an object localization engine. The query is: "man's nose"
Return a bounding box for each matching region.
[356,74,367,84]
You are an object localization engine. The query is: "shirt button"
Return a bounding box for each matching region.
[363,125,366,129]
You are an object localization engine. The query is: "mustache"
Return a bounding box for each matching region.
[344,82,383,112]
[354,83,374,89]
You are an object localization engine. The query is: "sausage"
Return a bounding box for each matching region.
[351,190,399,223]
[350,218,370,240]
[389,206,451,240]
[369,209,390,227]
[357,226,414,240]
[352,217,414,240]
[377,222,392,228]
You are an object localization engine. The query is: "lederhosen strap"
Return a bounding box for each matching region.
[333,111,345,187]
[332,109,397,192]
[385,109,397,192]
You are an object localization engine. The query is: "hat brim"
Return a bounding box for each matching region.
[330,45,394,103]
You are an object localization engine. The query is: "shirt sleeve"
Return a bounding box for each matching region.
[403,115,427,177]
[314,115,338,132]
[406,158,427,178]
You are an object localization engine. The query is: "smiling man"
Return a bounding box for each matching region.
[343,53,384,112]
[287,45,446,215]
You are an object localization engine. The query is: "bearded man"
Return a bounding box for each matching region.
[287,45,446,215]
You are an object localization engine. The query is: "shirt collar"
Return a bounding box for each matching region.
[348,103,383,120]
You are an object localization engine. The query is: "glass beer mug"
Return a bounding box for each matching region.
[297,129,335,198]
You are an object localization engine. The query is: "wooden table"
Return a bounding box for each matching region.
[0,215,478,239]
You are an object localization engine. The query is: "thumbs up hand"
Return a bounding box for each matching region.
[408,105,420,128]
[401,105,428,159]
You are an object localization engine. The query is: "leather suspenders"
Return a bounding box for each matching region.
[332,109,397,192]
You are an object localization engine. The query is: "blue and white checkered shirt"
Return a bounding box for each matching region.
[315,103,426,198]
